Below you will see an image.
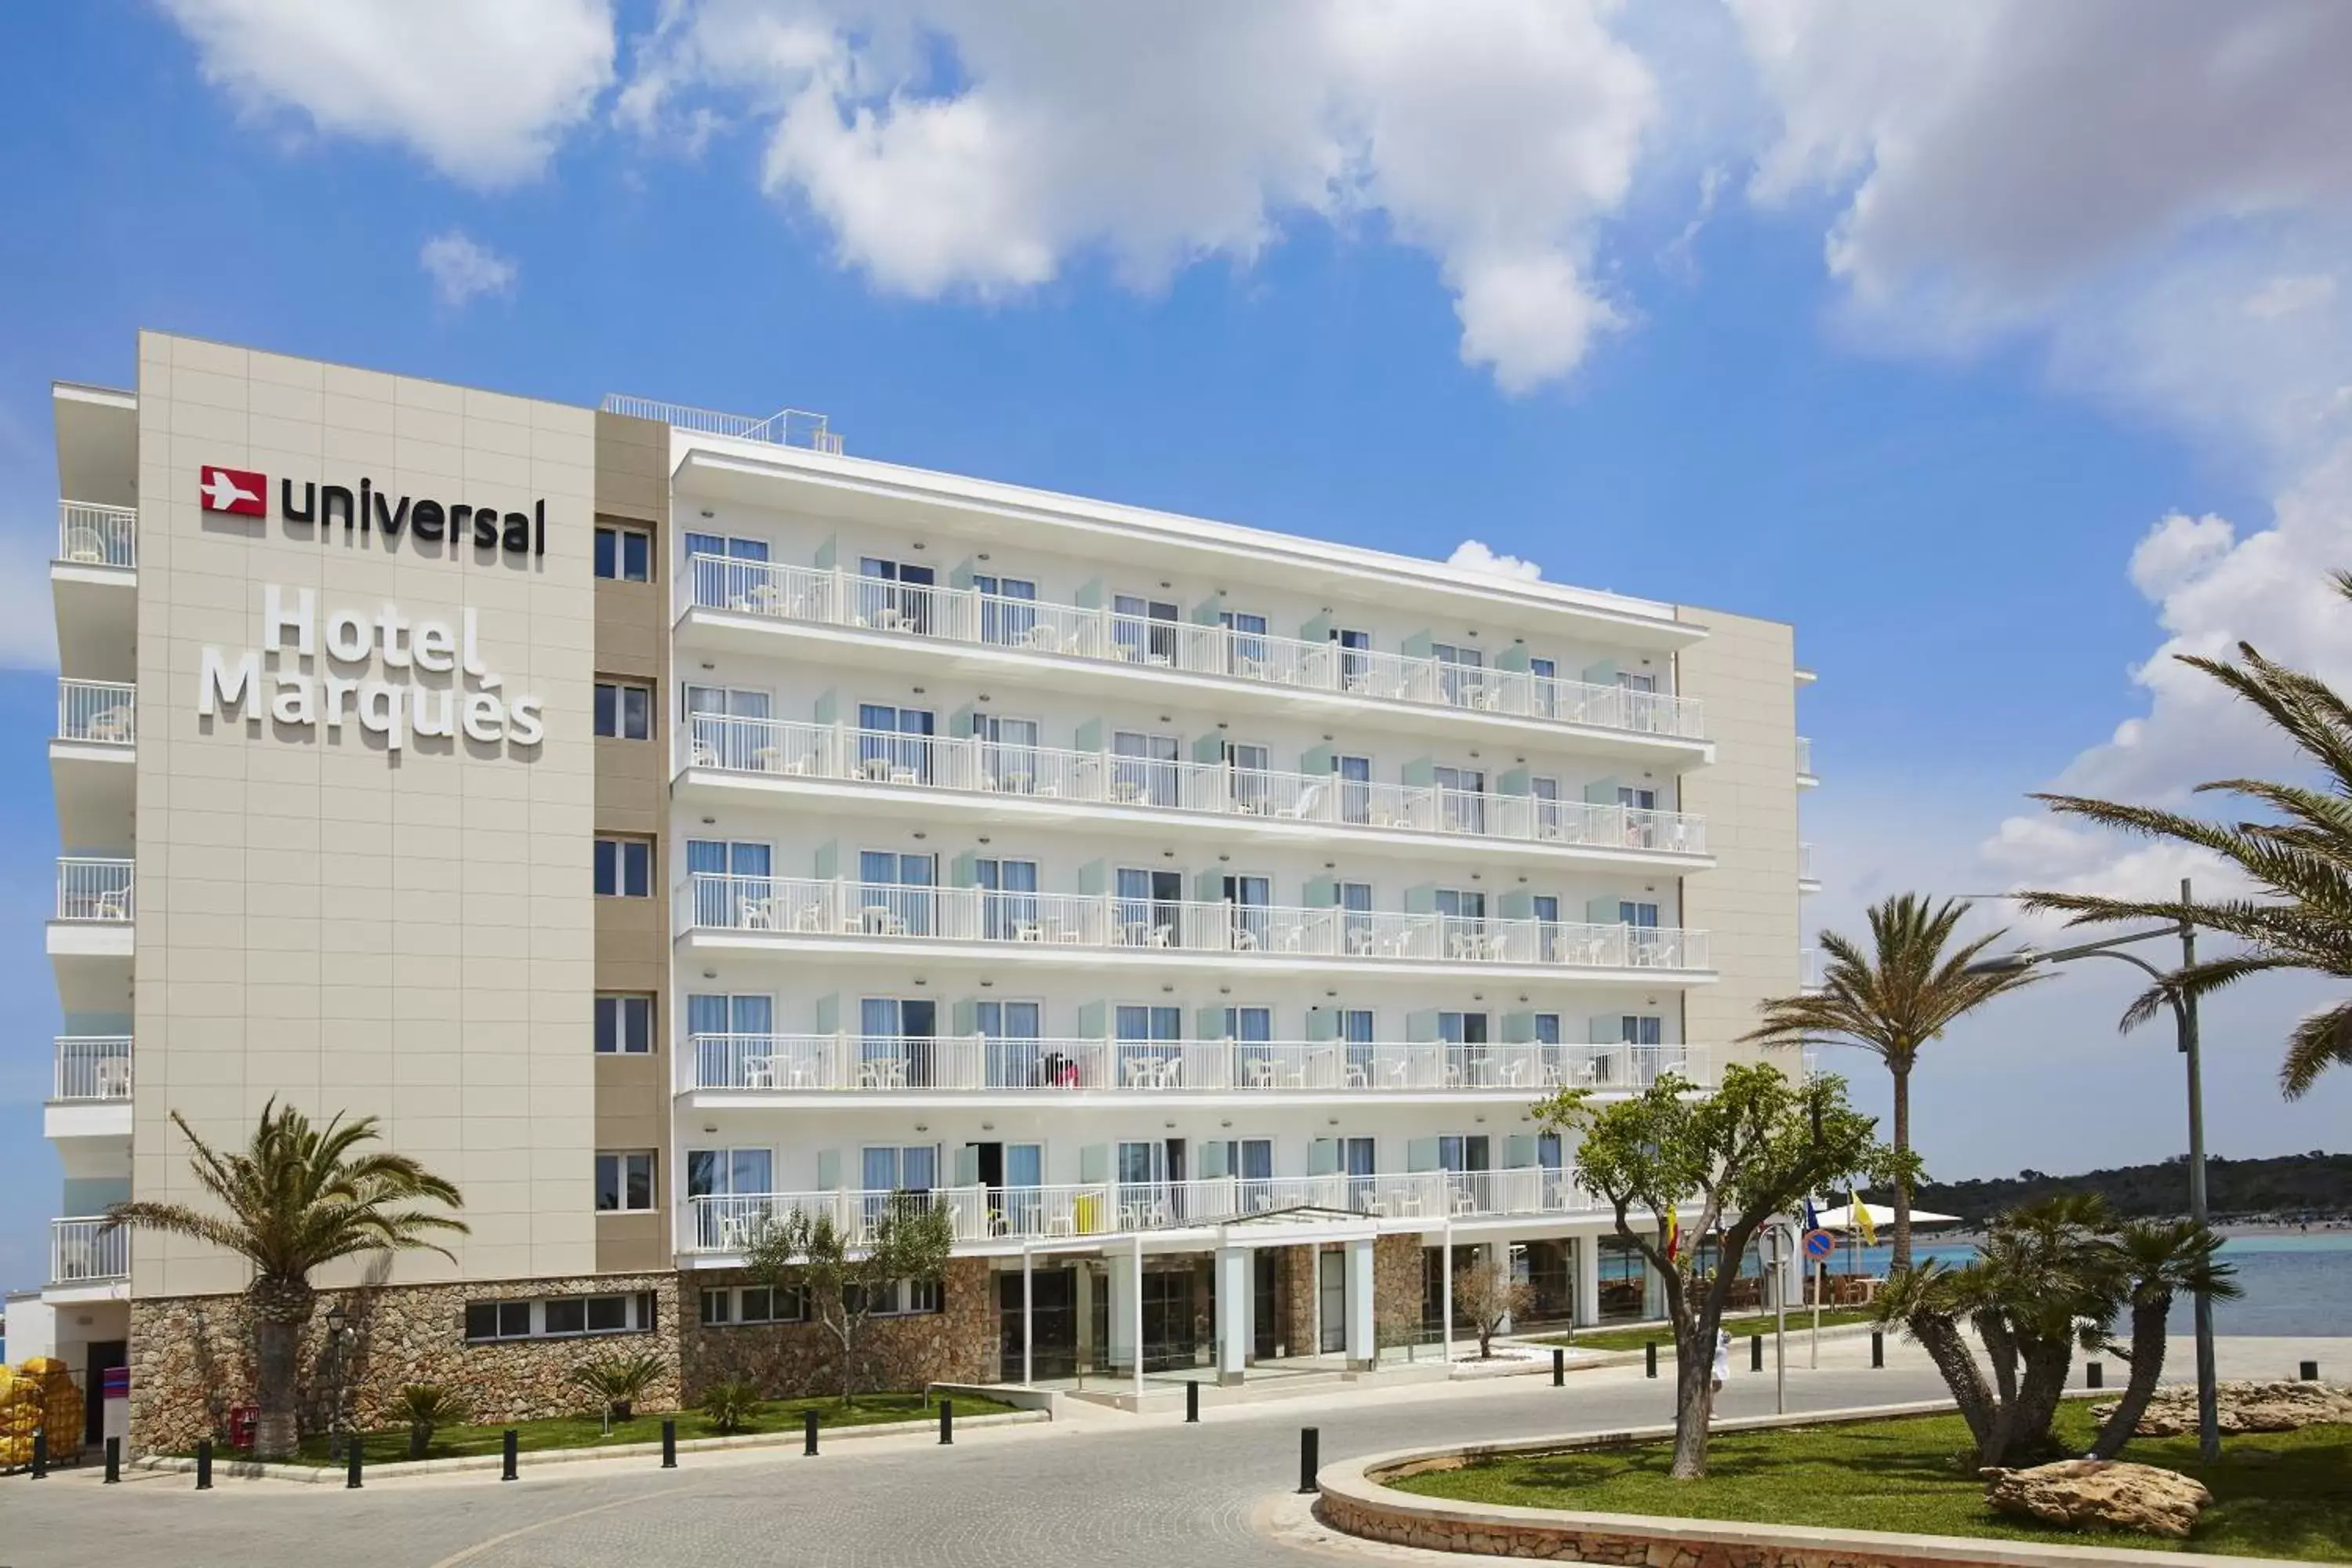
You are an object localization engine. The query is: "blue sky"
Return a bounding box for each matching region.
[4,1,2349,1290]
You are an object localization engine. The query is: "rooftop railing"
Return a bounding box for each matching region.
[685,554,1705,741]
[58,679,135,746]
[680,873,1711,973]
[56,857,133,922]
[53,1036,132,1101]
[603,394,843,454]
[51,1217,127,1284]
[681,1166,1605,1253]
[681,1033,1708,1096]
[682,715,1705,857]
[56,502,136,569]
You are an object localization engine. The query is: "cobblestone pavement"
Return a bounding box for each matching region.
[6,1336,2338,1568]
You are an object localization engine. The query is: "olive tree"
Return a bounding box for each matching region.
[746,1192,955,1406]
[1537,1062,1907,1479]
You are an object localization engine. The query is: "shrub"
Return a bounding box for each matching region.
[390,1384,469,1460]
[570,1352,665,1422]
[700,1379,764,1436]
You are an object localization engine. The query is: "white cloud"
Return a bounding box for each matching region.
[2245,274,2337,322]
[419,230,520,308]
[160,0,616,187]
[1446,539,1544,582]
[0,528,59,670]
[620,0,1658,390]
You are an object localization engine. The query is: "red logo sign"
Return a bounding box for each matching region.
[198,465,267,517]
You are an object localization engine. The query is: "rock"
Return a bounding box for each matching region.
[2090,1378,2352,1436]
[1980,1459,2213,1540]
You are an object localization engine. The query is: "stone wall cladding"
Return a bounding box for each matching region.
[1374,1235,1422,1349]
[680,1259,994,1403]
[127,1272,683,1456]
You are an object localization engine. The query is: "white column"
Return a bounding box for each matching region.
[1216,1245,1250,1385]
[1022,1245,1034,1385]
[1308,1247,1323,1360]
[1573,1232,1601,1328]
[1440,1221,1454,1364]
[1345,1237,1375,1370]
[1131,1232,1146,1398]
[1076,1259,1097,1373]
[1108,1251,1135,1373]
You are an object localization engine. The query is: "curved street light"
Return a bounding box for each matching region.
[1963,877,2217,1462]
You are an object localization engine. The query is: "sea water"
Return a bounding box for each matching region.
[1818,1231,2352,1338]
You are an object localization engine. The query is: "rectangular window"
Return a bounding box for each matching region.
[595,994,655,1055]
[586,1296,628,1333]
[1618,901,1661,927]
[595,1151,656,1212]
[594,524,652,583]
[595,680,654,740]
[463,1296,651,1343]
[543,1298,587,1335]
[595,837,654,898]
[700,1288,734,1326]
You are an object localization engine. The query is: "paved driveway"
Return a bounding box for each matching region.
[5,1334,2335,1568]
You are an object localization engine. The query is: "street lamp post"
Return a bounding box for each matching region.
[1965,876,2219,1462]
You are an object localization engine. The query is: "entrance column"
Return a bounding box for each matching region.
[1022,1244,1034,1385]
[1440,1219,1455,1364]
[1574,1233,1600,1328]
[1215,1245,1249,1385]
[1345,1238,1375,1371]
[1131,1232,1145,1399]
[1108,1251,1136,1378]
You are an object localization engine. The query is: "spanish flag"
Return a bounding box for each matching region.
[1664,1207,1682,1262]
[1851,1189,1877,1247]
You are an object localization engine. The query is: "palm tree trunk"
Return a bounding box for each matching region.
[247,1278,316,1462]
[1890,1062,1912,1272]
[1908,1311,1998,1457]
[2089,1296,2173,1460]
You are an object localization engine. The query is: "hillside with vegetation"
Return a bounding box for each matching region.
[1864,1151,2352,1225]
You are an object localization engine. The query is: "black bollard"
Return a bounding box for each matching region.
[1552,1347,1565,1387]
[31,1428,47,1479]
[195,1439,213,1491]
[1186,1379,1200,1423]
[804,1408,819,1456]
[939,1399,953,1445]
[1871,1330,1885,1369]
[2302,1360,2320,1382]
[661,1418,677,1469]
[2086,1361,2104,1389]
[1644,1341,1658,1379]
[105,1437,121,1484]
[1750,1334,1763,1373]
[1298,1427,1319,1494]
[501,1429,518,1482]
[346,1439,363,1490]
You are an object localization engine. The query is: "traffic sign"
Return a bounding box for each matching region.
[1802,1228,1836,1261]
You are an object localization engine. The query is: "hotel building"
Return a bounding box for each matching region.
[34,333,1815,1448]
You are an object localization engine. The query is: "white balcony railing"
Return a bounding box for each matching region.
[682,1033,1708,1095]
[1797,736,1816,779]
[1800,948,1825,989]
[1798,842,1817,882]
[51,1217,127,1284]
[53,1036,132,1101]
[680,873,1711,973]
[58,679,136,746]
[603,394,842,454]
[685,555,1704,741]
[682,716,1704,857]
[681,1166,1606,1253]
[56,857,134,922]
[57,501,136,569]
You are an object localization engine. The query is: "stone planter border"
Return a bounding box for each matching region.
[1318,1399,2286,1568]
[129,1407,1047,1485]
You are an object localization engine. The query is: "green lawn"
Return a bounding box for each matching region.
[1532,1308,1879,1355]
[1391,1407,2352,1562]
[263,1391,1020,1466]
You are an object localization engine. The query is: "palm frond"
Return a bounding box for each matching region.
[2281,1000,2352,1099]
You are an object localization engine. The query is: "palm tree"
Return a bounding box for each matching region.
[1742,895,2042,1268]
[2024,572,2352,1098]
[2088,1219,2240,1460]
[103,1100,466,1461]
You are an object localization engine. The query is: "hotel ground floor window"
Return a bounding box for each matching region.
[1597,1234,1649,1323]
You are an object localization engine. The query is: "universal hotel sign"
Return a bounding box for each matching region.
[191,465,549,752]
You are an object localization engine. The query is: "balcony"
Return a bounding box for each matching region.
[53,681,136,848]
[56,856,133,923]
[678,874,1712,982]
[604,394,843,454]
[1800,948,1825,992]
[47,1036,132,1142]
[1797,735,1819,787]
[1798,842,1820,892]
[57,678,135,746]
[680,716,1706,866]
[679,556,1706,752]
[681,1034,1711,1099]
[50,858,133,1011]
[56,501,136,570]
[49,1217,128,1294]
[681,1167,1604,1257]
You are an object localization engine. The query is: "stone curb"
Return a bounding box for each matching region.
[1516,1317,1883,1367]
[129,1408,1048,1484]
[1315,1396,2289,1568]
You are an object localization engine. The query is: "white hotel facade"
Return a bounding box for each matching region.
[33,333,1816,1446]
